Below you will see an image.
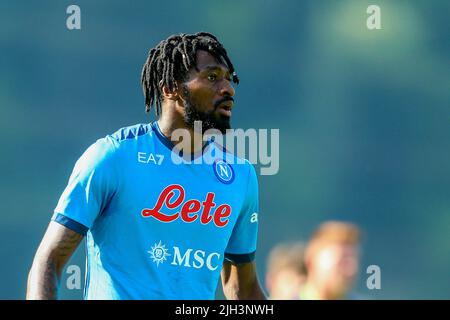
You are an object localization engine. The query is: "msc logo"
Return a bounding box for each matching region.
[148,240,171,267]
[148,241,221,271]
[213,160,234,184]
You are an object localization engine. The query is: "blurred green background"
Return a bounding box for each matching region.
[1,0,449,299]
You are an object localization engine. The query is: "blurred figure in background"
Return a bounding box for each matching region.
[266,242,307,299]
[300,221,362,300]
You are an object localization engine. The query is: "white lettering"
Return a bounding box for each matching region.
[250,212,258,223]
[219,164,229,177]
[259,129,279,175]
[192,250,206,269]
[147,153,156,164]
[367,5,382,30]
[206,252,220,271]
[366,264,382,289]
[66,265,81,290]
[138,152,146,163]
[169,247,220,271]
[137,152,164,165]
[172,247,192,267]
[66,5,81,30]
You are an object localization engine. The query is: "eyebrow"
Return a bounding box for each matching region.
[200,65,230,74]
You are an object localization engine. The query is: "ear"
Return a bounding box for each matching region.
[160,80,179,101]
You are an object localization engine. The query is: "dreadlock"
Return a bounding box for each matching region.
[140,32,239,115]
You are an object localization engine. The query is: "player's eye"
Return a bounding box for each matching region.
[207,73,217,82]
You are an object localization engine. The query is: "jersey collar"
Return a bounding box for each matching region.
[151,121,213,161]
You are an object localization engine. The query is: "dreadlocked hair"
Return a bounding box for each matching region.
[140,32,239,115]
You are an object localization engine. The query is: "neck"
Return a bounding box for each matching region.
[156,103,205,154]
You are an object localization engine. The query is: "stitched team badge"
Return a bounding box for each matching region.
[213,159,235,184]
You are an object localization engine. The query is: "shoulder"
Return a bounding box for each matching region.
[77,123,153,168]
[101,122,155,153]
[108,123,153,145]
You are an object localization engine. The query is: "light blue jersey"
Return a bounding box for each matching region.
[52,122,259,300]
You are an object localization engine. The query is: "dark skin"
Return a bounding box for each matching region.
[158,50,235,153]
[27,222,83,299]
[27,50,266,300]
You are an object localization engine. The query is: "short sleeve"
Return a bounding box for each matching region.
[52,136,118,235]
[225,163,259,264]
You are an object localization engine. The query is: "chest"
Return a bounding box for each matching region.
[110,151,246,237]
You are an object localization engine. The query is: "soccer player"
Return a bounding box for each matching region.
[27,32,266,300]
[300,221,362,300]
[265,242,307,299]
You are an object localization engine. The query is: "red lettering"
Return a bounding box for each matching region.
[141,184,185,222]
[141,184,231,227]
[200,193,216,224]
[214,204,232,227]
[181,199,201,222]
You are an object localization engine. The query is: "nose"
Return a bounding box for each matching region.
[220,79,235,98]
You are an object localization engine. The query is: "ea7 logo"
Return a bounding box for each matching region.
[138,152,164,165]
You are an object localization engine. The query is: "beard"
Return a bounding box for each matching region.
[182,86,231,134]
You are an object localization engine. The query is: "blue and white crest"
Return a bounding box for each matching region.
[213,160,235,184]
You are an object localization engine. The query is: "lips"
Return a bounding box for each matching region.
[218,103,232,117]
[219,100,233,110]
[215,98,234,117]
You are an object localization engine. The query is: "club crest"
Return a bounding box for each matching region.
[213,160,235,184]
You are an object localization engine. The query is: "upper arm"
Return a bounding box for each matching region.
[33,221,84,274]
[40,138,115,271]
[53,136,118,230]
[27,221,84,299]
[32,137,116,273]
